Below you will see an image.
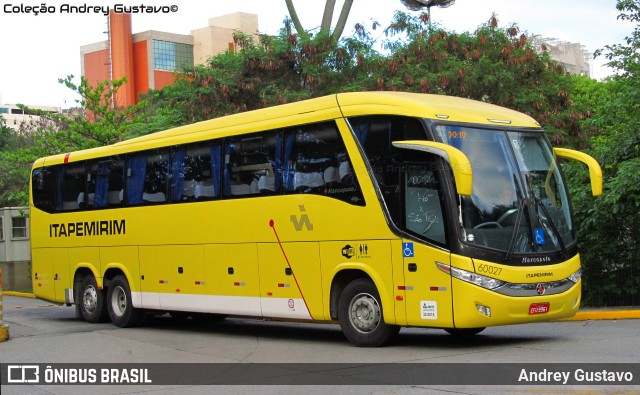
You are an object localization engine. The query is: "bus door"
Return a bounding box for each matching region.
[401,164,454,327]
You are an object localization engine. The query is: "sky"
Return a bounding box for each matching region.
[0,0,632,109]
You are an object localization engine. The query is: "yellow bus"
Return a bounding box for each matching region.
[30,92,602,346]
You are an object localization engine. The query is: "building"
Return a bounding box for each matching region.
[80,12,259,108]
[192,13,259,65]
[0,103,62,132]
[0,207,31,291]
[529,35,592,77]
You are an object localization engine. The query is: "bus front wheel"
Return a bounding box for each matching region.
[338,278,399,347]
[107,275,144,327]
[78,275,108,323]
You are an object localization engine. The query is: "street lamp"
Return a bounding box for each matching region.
[401,0,455,32]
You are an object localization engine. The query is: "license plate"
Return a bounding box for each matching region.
[529,302,550,315]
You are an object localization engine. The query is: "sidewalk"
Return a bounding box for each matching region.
[4,291,639,321]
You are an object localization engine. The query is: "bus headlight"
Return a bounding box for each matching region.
[436,262,505,290]
[568,268,582,283]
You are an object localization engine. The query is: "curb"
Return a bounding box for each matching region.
[3,292,639,321]
[560,310,640,321]
[4,291,37,298]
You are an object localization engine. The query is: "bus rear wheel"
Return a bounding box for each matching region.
[78,275,108,323]
[107,275,144,328]
[338,278,399,347]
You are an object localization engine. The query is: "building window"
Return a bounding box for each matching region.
[153,40,194,72]
[0,217,4,240]
[12,216,27,238]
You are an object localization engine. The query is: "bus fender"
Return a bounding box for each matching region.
[100,263,136,292]
[329,262,395,324]
[71,263,102,289]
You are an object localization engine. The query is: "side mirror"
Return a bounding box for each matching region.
[392,140,473,196]
[554,148,603,196]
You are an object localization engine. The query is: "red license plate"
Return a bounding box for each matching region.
[529,302,550,315]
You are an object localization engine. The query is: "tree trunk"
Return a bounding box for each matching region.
[284,0,354,41]
[331,0,354,41]
[321,0,337,34]
[284,0,306,37]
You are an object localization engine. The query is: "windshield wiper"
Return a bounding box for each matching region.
[533,196,567,259]
[505,198,527,262]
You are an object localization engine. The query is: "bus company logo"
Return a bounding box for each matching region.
[536,284,546,295]
[341,244,355,259]
[526,272,553,278]
[49,219,125,238]
[290,205,313,231]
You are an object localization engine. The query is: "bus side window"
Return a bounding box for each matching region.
[32,167,57,213]
[349,115,428,220]
[59,163,86,211]
[126,155,146,205]
[88,158,124,209]
[404,165,447,245]
[284,121,364,205]
[172,142,220,202]
[143,150,169,204]
[224,131,279,197]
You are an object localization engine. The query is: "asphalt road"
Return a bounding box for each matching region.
[1,295,639,394]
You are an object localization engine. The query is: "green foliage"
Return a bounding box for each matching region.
[142,27,382,124]
[0,118,42,206]
[0,117,12,150]
[0,75,141,207]
[144,12,583,142]
[372,12,585,147]
[566,0,640,306]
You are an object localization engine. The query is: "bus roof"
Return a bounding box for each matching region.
[34,92,540,167]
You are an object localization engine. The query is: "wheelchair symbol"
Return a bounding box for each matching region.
[403,242,414,258]
[534,228,545,245]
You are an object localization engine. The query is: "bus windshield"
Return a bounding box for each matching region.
[435,125,575,255]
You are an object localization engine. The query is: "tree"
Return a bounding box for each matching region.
[0,75,143,207]
[141,10,588,152]
[0,117,41,207]
[361,12,585,146]
[285,0,354,40]
[142,26,380,124]
[566,0,640,306]
[0,116,11,150]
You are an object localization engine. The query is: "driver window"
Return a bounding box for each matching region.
[404,165,447,245]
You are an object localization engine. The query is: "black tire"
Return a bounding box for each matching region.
[444,327,485,337]
[337,278,399,347]
[107,275,144,327]
[78,275,109,323]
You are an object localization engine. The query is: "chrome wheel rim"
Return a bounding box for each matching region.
[83,285,98,313]
[111,286,127,317]
[348,293,381,333]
